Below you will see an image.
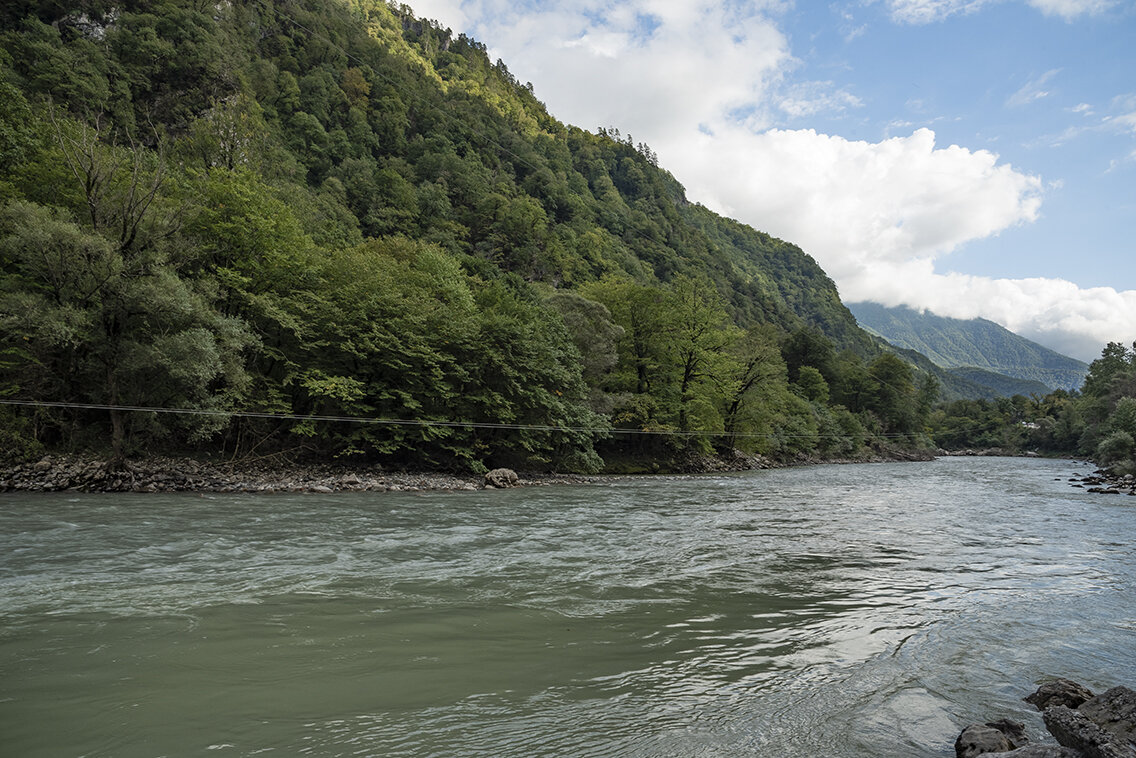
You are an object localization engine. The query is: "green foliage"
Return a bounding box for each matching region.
[927,340,1136,471]
[794,366,829,404]
[0,199,256,458]
[0,0,946,469]
[1082,342,1136,398]
[1096,431,1134,465]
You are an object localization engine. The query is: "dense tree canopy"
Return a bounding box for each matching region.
[0,0,943,471]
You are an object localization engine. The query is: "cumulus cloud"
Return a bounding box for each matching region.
[668,127,1042,270]
[469,0,791,143]
[651,125,1136,362]
[857,271,1136,362]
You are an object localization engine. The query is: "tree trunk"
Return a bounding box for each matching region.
[106,366,127,470]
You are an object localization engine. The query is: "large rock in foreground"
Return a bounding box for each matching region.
[957,681,1136,758]
[1078,688,1136,747]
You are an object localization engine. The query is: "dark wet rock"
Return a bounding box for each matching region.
[992,720,1032,746]
[1079,687,1136,747]
[957,721,1029,757]
[1000,747,1083,757]
[484,467,519,488]
[1027,680,1097,711]
[1044,706,1136,758]
[960,681,1136,758]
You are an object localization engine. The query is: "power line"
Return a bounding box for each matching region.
[0,398,920,440]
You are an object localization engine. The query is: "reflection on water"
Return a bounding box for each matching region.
[2,457,1135,757]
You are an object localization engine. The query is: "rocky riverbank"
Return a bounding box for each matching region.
[0,455,598,494]
[0,445,938,495]
[1068,468,1136,496]
[956,679,1136,757]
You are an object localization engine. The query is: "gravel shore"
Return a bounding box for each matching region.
[0,455,597,494]
[0,446,937,495]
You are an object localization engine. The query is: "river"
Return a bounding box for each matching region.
[2,456,1134,757]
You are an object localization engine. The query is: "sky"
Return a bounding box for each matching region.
[404,0,1136,362]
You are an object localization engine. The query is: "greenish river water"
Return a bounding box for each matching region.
[2,456,1134,757]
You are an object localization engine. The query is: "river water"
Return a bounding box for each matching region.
[2,456,1134,757]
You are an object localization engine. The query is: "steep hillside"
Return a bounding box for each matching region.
[0,0,937,470]
[848,302,1087,391]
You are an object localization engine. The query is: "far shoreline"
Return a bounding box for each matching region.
[1,446,948,495]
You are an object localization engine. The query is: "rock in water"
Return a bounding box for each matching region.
[484,468,519,488]
[1027,680,1097,711]
[956,721,1028,757]
[1043,706,1136,758]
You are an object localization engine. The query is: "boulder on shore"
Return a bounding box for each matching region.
[484,468,519,488]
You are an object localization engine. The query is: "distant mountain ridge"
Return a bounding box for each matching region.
[848,303,1087,392]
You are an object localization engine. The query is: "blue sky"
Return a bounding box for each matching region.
[407,0,1136,361]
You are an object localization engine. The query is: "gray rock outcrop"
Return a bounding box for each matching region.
[1078,687,1136,747]
[1044,706,1136,758]
[1026,680,1096,711]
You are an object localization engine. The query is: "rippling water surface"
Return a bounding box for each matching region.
[2,457,1135,757]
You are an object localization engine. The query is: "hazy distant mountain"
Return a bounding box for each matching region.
[848,303,1087,392]
[943,367,1052,398]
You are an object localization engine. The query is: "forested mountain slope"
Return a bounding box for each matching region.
[0,0,938,471]
[848,303,1088,391]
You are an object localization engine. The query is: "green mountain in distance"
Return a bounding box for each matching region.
[848,302,1087,392]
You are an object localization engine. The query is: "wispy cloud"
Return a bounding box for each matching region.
[776,81,863,119]
[886,0,990,24]
[1025,0,1118,20]
[886,0,1116,23]
[1007,69,1061,107]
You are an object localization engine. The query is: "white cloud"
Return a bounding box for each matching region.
[777,81,863,118]
[1007,69,1060,107]
[857,270,1136,362]
[668,127,1042,272]
[403,0,470,30]
[886,0,989,24]
[1106,110,1136,135]
[886,0,1116,23]
[472,0,791,142]
[1025,0,1118,20]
